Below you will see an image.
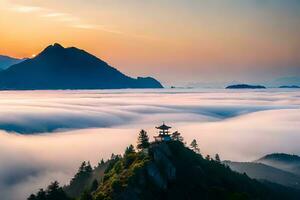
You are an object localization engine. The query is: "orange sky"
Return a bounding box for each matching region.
[1,0,300,85]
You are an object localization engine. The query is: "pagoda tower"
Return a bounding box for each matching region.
[154,122,172,142]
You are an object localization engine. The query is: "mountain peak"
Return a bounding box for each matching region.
[53,43,63,48]
[38,43,66,57]
[46,43,64,50]
[46,43,64,49]
[258,153,300,163]
[0,43,163,89]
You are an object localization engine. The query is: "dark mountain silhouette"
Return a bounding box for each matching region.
[279,85,300,89]
[224,161,300,189]
[226,84,266,89]
[270,77,300,87]
[256,153,300,176]
[0,55,25,70]
[0,43,163,90]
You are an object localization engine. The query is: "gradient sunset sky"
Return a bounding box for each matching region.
[0,0,299,85]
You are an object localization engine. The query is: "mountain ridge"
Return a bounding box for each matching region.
[0,55,26,70]
[256,153,300,176]
[0,43,163,90]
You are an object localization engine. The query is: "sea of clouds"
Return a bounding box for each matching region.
[0,89,299,200]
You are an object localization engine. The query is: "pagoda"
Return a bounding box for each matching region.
[154,122,172,142]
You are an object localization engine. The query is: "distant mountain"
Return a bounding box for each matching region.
[0,43,163,90]
[0,55,25,70]
[256,153,300,176]
[224,161,300,189]
[270,77,300,87]
[279,85,300,89]
[226,84,266,89]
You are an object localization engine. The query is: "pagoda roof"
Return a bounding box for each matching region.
[156,123,172,130]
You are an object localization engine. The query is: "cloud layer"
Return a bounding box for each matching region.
[0,89,299,134]
[0,89,299,200]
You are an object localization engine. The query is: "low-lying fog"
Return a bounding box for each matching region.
[0,89,299,200]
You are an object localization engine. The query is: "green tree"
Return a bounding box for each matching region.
[36,189,46,200]
[79,161,87,172]
[100,158,105,165]
[215,154,221,162]
[205,155,211,161]
[171,131,184,142]
[27,194,36,200]
[190,139,200,153]
[137,129,150,150]
[111,153,116,159]
[124,144,135,156]
[85,161,92,173]
[65,161,94,198]
[80,190,93,200]
[91,179,99,192]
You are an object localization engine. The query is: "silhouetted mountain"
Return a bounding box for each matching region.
[224,161,300,189]
[279,85,300,88]
[270,77,300,87]
[0,43,163,90]
[226,84,266,89]
[256,153,300,176]
[29,142,300,200]
[0,55,25,70]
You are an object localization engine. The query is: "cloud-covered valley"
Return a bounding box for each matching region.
[0,89,299,200]
[0,89,298,134]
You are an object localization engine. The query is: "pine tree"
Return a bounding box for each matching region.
[91,179,99,192]
[124,144,135,156]
[215,154,221,162]
[79,161,87,174]
[205,155,211,161]
[36,189,46,200]
[80,190,93,200]
[85,161,92,173]
[27,194,36,200]
[137,129,150,150]
[111,153,116,159]
[190,139,200,153]
[171,131,184,142]
[46,181,69,200]
[100,159,105,165]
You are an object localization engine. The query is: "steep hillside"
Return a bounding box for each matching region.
[92,142,300,200]
[28,142,300,200]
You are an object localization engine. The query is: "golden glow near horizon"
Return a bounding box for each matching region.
[0,0,300,84]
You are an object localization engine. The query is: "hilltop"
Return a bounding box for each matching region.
[224,153,300,190]
[28,128,300,200]
[256,153,300,176]
[0,43,163,90]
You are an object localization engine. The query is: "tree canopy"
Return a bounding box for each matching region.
[190,139,200,153]
[137,129,150,150]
